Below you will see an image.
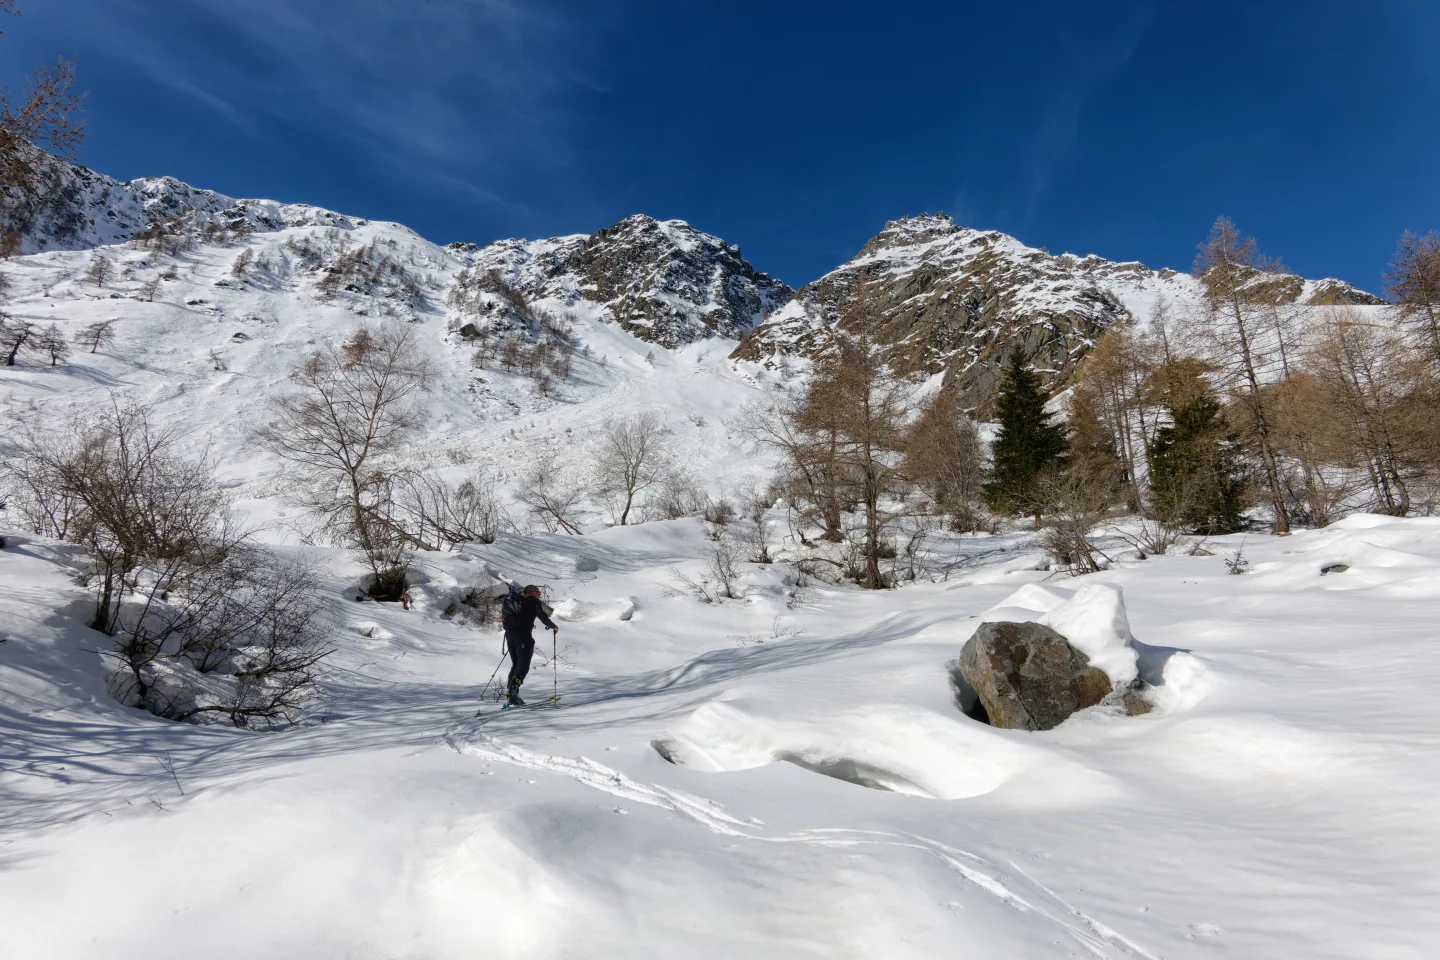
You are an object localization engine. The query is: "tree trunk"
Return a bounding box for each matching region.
[1425,301,1440,366]
[91,569,114,633]
[863,467,883,590]
[1229,294,1290,534]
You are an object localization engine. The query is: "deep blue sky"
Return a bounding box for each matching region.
[6,1,1438,290]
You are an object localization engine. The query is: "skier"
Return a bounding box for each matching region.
[501,584,557,707]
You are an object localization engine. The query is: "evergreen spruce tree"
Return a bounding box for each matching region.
[1148,391,1247,535]
[982,352,1068,518]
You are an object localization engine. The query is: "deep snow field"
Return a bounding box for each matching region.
[2,229,1438,958]
[5,516,1440,958]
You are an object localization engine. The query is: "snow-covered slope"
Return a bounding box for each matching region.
[5,152,790,352]
[2,158,1436,957]
[7,151,1381,415]
[0,188,792,530]
[4,512,1439,957]
[733,213,1383,409]
[2,145,360,253]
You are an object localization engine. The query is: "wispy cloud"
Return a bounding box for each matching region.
[1021,0,1155,221]
[71,0,603,208]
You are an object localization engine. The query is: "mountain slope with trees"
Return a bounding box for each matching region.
[732,213,1383,410]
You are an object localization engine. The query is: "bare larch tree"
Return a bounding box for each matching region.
[1192,216,1292,534]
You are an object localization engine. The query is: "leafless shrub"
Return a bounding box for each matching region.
[736,484,773,563]
[394,471,507,549]
[7,400,330,725]
[516,455,585,535]
[668,537,744,603]
[1,433,85,538]
[352,509,412,600]
[701,491,734,540]
[708,536,743,598]
[443,579,506,630]
[106,553,331,728]
[892,519,937,583]
[667,566,716,603]
[1117,515,1185,557]
[1037,466,1116,576]
[648,470,704,521]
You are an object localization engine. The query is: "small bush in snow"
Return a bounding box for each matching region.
[6,401,333,727]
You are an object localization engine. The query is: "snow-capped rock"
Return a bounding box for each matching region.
[451,214,792,347]
[2,144,356,253]
[732,213,1381,409]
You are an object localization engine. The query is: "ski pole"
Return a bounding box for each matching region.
[551,627,558,707]
[480,638,509,703]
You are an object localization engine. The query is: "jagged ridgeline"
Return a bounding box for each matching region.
[732,213,1381,411]
[5,150,1380,408]
[445,214,793,347]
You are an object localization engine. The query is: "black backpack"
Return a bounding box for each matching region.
[500,587,525,625]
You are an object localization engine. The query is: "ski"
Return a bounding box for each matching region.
[490,695,561,713]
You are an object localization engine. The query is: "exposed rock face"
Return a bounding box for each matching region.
[4,151,790,351]
[2,146,357,254]
[450,215,792,348]
[6,149,1380,365]
[958,620,1113,731]
[732,213,1383,410]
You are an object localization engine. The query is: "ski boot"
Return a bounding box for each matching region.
[503,678,525,709]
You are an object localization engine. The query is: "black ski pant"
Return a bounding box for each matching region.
[505,631,535,694]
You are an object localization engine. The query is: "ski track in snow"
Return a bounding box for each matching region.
[447,731,1158,960]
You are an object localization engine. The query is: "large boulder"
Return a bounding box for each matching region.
[958,621,1113,731]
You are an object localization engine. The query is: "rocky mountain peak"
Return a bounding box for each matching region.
[858,212,964,254]
[2,145,358,254]
[732,215,1384,411]
[457,213,792,348]
[4,148,1382,386]
[3,150,790,352]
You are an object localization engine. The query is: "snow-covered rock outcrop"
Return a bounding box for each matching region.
[732,212,1382,409]
[954,581,1148,731]
[3,148,791,351]
[450,214,792,347]
[4,148,1381,382]
[1,144,358,253]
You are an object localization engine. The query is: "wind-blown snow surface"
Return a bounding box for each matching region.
[3,513,1439,957]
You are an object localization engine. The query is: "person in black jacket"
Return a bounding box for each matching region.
[503,585,557,706]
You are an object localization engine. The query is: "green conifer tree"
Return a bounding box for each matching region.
[982,352,1068,518]
[1148,392,1247,535]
